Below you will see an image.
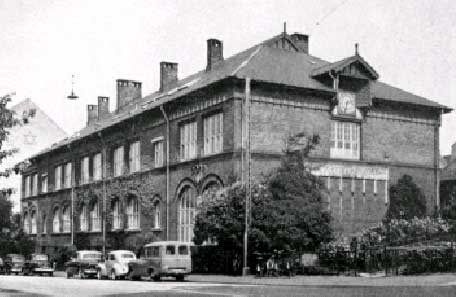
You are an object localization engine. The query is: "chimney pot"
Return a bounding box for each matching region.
[290,33,309,54]
[206,39,224,71]
[159,62,178,92]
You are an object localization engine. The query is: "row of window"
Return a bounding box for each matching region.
[23,113,225,198]
[23,197,161,234]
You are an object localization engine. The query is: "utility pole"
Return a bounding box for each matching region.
[242,77,251,276]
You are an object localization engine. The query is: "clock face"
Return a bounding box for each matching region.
[338,92,356,115]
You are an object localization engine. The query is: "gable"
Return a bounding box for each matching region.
[339,61,373,80]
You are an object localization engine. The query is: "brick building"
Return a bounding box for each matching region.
[20,32,451,255]
[441,142,456,209]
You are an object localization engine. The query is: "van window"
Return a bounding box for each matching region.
[178,245,189,255]
[109,254,115,260]
[145,246,160,257]
[166,245,176,255]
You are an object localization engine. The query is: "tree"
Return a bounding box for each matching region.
[194,133,332,271]
[386,174,427,220]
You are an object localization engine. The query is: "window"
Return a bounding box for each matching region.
[90,202,101,231]
[31,210,37,234]
[80,157,89,184]
[23,212,29,234]
[32,174,38,196]
[129,141,141,173]
[166,245,176,255]
[146,246,160,258]
[42,215,47,234]
[80,204,89,232]
[54,166,62,191]
[153,140,164,168]
[178,245,189,255]
[180,121,197,161]
[24,175,31,197]
[93,153,102,181]
[52,208,60,233]
[330,121,360,160]
[64,162,72,188]
[62,206,71,233]
[178,186,196,242]
[113,146,124,177]
[153,200,160,229]
[112,199,122,230]
[126,197,139,229]
[203,113,223,155]
[41,173,48,193]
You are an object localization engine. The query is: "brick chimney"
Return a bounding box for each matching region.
[290,33,309,54]
[206,39,223,71]
[159,62,178,92]
[97,96,110,120]
[116,79,142,111]
[87,105,98,125]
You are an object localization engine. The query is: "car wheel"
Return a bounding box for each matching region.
[152,274,160,282]
[49,272,53,277]
[110,270,117,280]
[176,275,185,282]
[66,271,73,278]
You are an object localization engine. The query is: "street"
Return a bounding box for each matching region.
[1,274,456,297]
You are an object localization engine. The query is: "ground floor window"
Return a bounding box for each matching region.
[23,211,29,234]
[178,186,196,242]
[62,206,71,233]
[91,202,101,231]
[80,204,89,231]
[153,199,160,229]
[112,199,122,229]
[31,210,37,234]
[52,208,59,233]
[127,197,139,229]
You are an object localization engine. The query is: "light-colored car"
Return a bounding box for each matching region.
[97,250,137,280]
[23,254,54,276]
[65,250,103,279]
[7,254,25,275]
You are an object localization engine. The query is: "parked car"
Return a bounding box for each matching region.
[127,241,192,281]
[22,254,54,276]
[97,250,138,280]
[6,254,25,275]
[65,250,102,279]
[0,257,11,275]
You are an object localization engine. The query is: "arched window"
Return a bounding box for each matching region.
[23,211,29,234]
[178,186,196,242]
[42,215,47,234]
[90,202,101,231]
[153,200,160,229]
[80,204,88,231]
[52,208,60,233]
[126,196,139,229]
[112,199,122,230]
[31,210,37,234]
[62,206,71,233]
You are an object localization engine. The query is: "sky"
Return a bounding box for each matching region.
[0,0,455,153]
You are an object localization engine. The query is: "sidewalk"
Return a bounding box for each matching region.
[187,273,456,287]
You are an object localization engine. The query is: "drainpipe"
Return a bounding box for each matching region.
[97,132,107,257]
[160,105,170,241]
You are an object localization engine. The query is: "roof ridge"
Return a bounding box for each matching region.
[231,45,264,76]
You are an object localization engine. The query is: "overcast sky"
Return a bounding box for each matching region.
[1,0,455,153]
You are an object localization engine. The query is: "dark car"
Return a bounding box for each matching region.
[23,254,54,276]
[65,250,102,279]
[6,254,25,275]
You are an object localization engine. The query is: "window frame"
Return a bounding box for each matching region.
[129,141,141,173]
[203,112,223,156]
[329,120,360,160]
[151,137,164,168]
[126,197,139,230]
[179,121,197,161]
[93,153,102,181]
[64,162,72,188]
[54,166,62,191]
[113,146,124,177]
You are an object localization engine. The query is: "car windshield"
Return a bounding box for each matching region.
[166,245,176,255]
[82,253,102,260]
[11,256,24,262]
[121,253,135,259]
[33,255,48,261]
[178,245,189,255]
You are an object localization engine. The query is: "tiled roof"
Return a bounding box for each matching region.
[29,33,451,160]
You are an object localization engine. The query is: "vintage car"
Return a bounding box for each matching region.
[0,257,11,275]
[127,241,192,281]
[97,250,138,280]
[22,254,54,276]
[65,250,102,279]
[6,254,25,275]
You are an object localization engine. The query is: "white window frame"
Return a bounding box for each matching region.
[31,210,37,234]
[203,113,223,155]
[80,157,90,184]
[330,121,360,160]
[52,208,60,233]
[23,212,29,234]
[90,202,101,232]
[126,197,139,230]
[180,121,197,161]
[178,186,196,242]
[152,137,164,168]
[64,162,72,188]
[114,146,124,177]
[32,174,38,196]
[93,153,102,181]
[62,206,71,233]
[54,166,62,191]
[41,173,48,194]
[129,141,141,173]
[24,175,31,198]
[112,200,122,230]
[80,204,89,232]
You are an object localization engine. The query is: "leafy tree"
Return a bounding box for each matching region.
[386,175,427,220]
[194,133,332,271]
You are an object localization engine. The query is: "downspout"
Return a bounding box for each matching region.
[160,105,170,240]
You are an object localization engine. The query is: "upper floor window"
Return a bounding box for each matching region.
[93,153,102,181]
[129,141,141,173]
[41,173,48,193]
[152,138,164,168]
[203,113,223,155]
[180,121,197,161]
[54,166,62,191]
[114,146,124,177]
[80,157,89,184]
[24,175,31,198]
[31,174,38,196]
[64,162,72,188]
[330,121,360,160]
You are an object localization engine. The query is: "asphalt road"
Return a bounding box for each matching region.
[1,274,456,297]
